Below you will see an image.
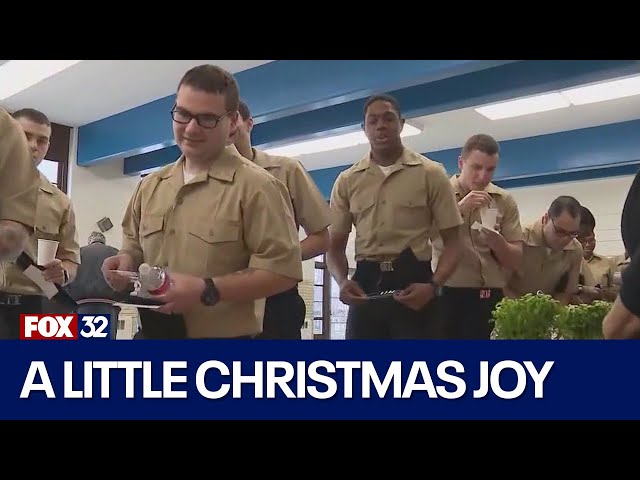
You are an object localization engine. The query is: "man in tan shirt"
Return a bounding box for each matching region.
[432,134,524,339]
[0,107,38,264]
[102,64,303,339]
[575,206,617,303]
[234,99,331,339]
[327,93,462,339]
[505,196,584,306]
[0,108,80,339]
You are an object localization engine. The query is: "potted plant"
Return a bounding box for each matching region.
[554,300,612,340]
[492,292,563,339]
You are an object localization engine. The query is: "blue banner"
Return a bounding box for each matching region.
[1,339,637,420]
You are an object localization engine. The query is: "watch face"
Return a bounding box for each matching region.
[202,280,219,306]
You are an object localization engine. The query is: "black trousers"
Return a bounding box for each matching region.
[136,308,254,339]
[256,287,306,340]
[346,254,443,340]
[0,295,44,339]
[441,287,503,340]
[76,303,121,340]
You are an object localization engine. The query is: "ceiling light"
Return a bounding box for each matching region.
[560,74,640,105]
[263,123,422,157]
[0,60,83,100]
[474,93,571,120]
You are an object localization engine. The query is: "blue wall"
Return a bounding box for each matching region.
[75,59,640,173]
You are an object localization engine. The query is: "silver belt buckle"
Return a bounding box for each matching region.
[6,295,21,306]
[380,261,394,272]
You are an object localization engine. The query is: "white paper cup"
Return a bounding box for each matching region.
[480,208,499,228]
[37,239,59,266]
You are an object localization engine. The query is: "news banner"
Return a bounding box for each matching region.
[1,313,639,420]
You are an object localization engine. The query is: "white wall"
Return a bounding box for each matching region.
[509,174,633,257]
[342,173,635,262]
[67,128,140,249]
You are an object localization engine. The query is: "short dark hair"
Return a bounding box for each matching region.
[363,93,401,118]
[177,65,240,113]
[12,108,50,126]
[548,195,582,219]
[579,206,596,230]
[461,134,500,157]
[238,99,251,121]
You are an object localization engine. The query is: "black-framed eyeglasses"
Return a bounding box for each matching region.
[170,106,232,129]
[551,218,579,238]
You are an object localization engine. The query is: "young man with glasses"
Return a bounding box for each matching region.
[102,64,303,339]
[505,195,584,305]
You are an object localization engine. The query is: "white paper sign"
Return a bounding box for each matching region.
[23,265,59,299]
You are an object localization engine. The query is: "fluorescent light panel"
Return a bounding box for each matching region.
[475,74,640,120]
[264,123,422,157]
[0,60,83,100]
[474,93,571,120]
[561,74,640,105]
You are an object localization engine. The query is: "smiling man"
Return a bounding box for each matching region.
[102,64,303,339]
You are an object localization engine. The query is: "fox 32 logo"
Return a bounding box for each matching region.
[20,314,113,340]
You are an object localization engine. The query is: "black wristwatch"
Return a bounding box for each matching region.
[201,278,220,306]
[428,280,443,297]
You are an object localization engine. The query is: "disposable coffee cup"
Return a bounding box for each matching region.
[480,208,499,228]
[37,239,59,266]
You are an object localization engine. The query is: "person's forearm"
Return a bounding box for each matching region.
[300,229,330,261]
[326,249,350,285]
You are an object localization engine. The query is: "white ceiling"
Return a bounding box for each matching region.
[0,60,273,126]
[294,90,640,172]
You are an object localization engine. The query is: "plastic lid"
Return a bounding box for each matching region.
[138,263,152,275]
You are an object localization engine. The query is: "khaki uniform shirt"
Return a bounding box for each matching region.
[432,176,524,289]
[120,146,303,338]
[3,173,80,295]
[0,108,39,290]
[330,148,462,262]
[0,107,38,229]
[507,220,583,297]
[613,254,631,274]
[581,253,616,288]
[252,148,332,233]
[251,148,332,323]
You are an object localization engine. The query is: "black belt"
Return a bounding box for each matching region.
[0,293,42,306]
[269,285,299,301]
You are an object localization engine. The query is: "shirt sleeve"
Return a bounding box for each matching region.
[0,108,38,228]
[245,175,303,281]
[620,253,640,317]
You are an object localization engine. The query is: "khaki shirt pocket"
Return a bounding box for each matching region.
[394,197,429,230]
[35,210,61,241]
[349,194,376,230]
[140,213,165,257]
[188,218,244,275]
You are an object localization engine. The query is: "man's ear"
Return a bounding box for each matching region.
[246,116,254,133]
[542,212,550,225]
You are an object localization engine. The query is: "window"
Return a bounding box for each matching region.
[38,159,59,186]
[313,253,354,340]
[313,255,325,336]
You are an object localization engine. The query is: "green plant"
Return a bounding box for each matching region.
[492,293,563,339]
[555,300,612,340]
